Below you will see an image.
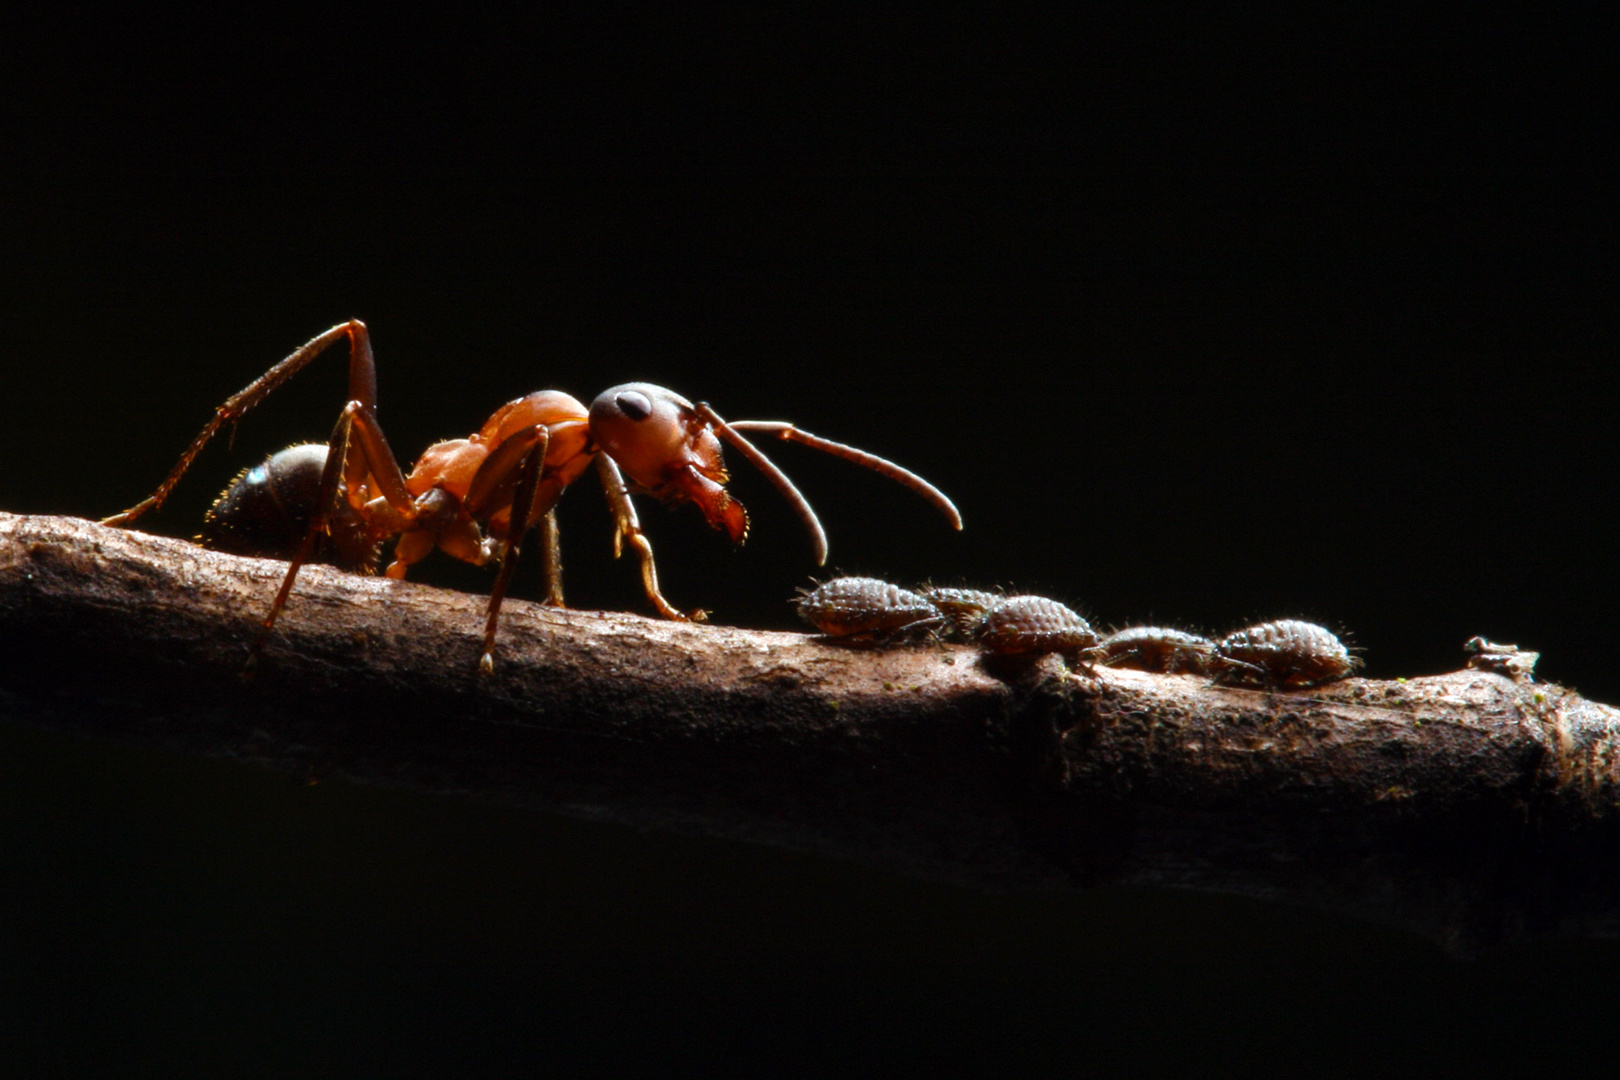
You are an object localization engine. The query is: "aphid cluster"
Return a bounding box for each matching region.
[797,579,1099,664]
[797,576,1361,688]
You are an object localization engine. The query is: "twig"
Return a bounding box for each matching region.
[2,512,1617,952]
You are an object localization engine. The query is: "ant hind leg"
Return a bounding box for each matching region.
[104,320,377,527]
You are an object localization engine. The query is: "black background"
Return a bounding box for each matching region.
[2,8,1616,1074]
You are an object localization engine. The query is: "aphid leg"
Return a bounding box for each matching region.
[1101,644,1143,668]
[690,404,829,565]
[893,614,948,641]
[727,420,963,530]
[595,455,697,622]
[1211,657,1270,688]
[480,428,549,675]
[1068,646,1104,679]
[104,320,376,527]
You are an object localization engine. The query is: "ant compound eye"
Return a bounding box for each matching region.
[616,390,653,422]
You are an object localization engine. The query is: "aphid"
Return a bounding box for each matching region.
[1210,619,1358,689]
[1098,626,1214,674]
[916,585,1001,642]
[1463,636,1539,682]
[103,320,963,671]
[976,595,1099,664]
[796,577,943,640]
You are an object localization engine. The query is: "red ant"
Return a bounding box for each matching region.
[102,320,963,671]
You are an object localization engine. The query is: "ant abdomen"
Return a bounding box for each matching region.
[200,444,380,573]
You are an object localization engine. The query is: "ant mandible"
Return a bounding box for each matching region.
[101,320,963,672]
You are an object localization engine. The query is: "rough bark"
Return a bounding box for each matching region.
[2,512,1617,952]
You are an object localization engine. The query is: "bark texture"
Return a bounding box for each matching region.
[2,512,1617,951]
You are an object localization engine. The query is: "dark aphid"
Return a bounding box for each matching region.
[1211,619,1358,689]
[796,576,943,640]
[977,595,1099,662]
[200,444,381,573]
[1099,626,1214,674]
[917,585,1001,642]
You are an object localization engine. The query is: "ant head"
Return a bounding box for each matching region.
[589,383,744,541]
[589,383,711,483]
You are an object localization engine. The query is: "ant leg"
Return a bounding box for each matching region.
[253,399,416,652]
[339,399,414,514]
[459,422,567,552]
[594,455,695,622]
[480,428,549,674]
[252,404,357,658]
[104,320,377,527]
[689,404,829,565]
[538,509,564,607]
[462,425,555,517]
[726,419,963,529]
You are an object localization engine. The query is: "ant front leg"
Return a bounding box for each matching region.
[594,455,697,622]
[104,320,378,527]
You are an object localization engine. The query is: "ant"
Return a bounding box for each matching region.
[102,320,963,672]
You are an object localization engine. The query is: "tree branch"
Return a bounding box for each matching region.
[3,512,1617,952]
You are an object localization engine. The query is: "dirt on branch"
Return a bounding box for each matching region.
[2,511,1618,951]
